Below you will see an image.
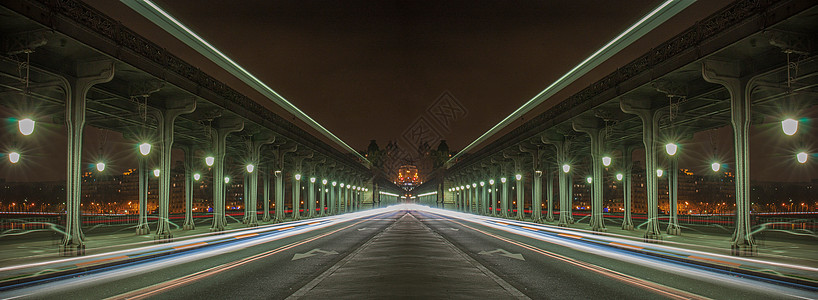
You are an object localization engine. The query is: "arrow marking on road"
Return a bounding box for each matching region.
[478,249,524,261]
[447,228,459,231]
[357,227,375,231]
[292,248,339,261]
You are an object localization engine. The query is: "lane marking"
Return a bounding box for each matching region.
[106,212,395,300]
[521,226,539,231]
[75,256,129,267]
[277,226,294,231]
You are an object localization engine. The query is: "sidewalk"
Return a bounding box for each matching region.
[288,213,527,299]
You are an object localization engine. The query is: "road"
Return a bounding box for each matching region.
[0,205,815,299]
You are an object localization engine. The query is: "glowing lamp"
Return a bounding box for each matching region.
[332,181,337,187]
[340,183,345,187]
[489,179,495,185]
[586,177,592,183]
[18,118,35,136]
[295,174,302,181]
[322,179,328,185]
[205,156,215,166]
[616,173,623,181]
[665,143,678,156]
[782,118,798,136]
[8,152,20,164]
[480,181,485,187]
[500,178,507,183]
[711,162,721,172]
[515,174,522,181]
[796,152,808,164]
[562,164,570,173]
[472,183,477,188]
[96,162,105,172]
[139,143,152,156]
[465,185,470,189]
[153,169,161,177]
[602,156,611,166]
[310,177,316,183]
[224,177,230,184]
[193,173,201,181]
[656,169,664,177]
[246,164,255,173]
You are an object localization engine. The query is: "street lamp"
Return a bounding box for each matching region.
[205,156,215,166]
[96,162,105,172]
[656,169,664,177]
[616,173,623,181]
[224,177,230,184]
[8,152,20,164]
[322,179,328,185]
[153,169,161,177]
[782,118,798,136]
[500,177,507,183]
[295,174,302,181]
[310,177,316,183]
[332,181,337,187]
[602,156,611,166]
[586,177,592,183]
[480,181,485,187]
[139,143,152,156]
[562,164,570,173]
[246,164,255,173]
[193,173,201,181]
[665,143,678,156]
[18,118,35,136]
[515,174,522,181]
[797,152,808,164]
[711,162,721,172]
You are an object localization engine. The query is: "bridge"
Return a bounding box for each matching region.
[0,0,816,298]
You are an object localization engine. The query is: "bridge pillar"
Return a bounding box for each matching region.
[621,144,637,231]
[480,181,487,215]
[500,177,509,218]
[573,118,607,232]
[209,118,244,232]
[620,97,662,241]
[702,59,757,256]
[262,164,271,222]
[543,135,573,226]
[273,144,296,222]
[292,174,302,220]
[330,181,337,215]
[515,173,524,220]
[246,134,274,227]
[62,60,114,255]
[152,98,197,240]
[667,154,681,235]
[320,179,328,216]
[181,144,195,230]
[546,168,554,222]
[136,152,151,235]
[308,177,316,218]
[521,144,543,222]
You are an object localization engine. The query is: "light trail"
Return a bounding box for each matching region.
[409,205,818,298]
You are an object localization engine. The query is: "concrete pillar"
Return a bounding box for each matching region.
[181,144,195,230]
[480,182,487,215]
[243,172,250,224]
[273,144,297,222]
[209,118,243,232]
[320,179,328,216]
[546,169,555,222]
[62,60,114,255]
[330,181,337,215]
[532,170,543,222]
[501,177,509,218]
[667,155,680,235]
[543,135,573,226]
[245,134,274,227]
[263,165,271,222]
[292,174,302,220]
[308,177,316,218]
[620,97,662,240]
[702,60,757,255]
[136,154,151,235]
[573,119,607,232]
[515,174,524,220]
[152,98,197,239]
[489,179,496,216]
[622,144,637,230]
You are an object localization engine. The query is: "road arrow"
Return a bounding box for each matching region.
[357,227,375,231]
[446,228,460,231]
[478,249,524,261]
[292,248,339,261]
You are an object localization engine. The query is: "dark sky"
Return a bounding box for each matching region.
[3,0,815,182]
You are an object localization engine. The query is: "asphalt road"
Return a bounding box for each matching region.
[2,207,815,299]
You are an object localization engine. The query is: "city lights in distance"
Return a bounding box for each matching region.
[602,156,611,166]
[18,118,35,136]
[797,152,808,164]
[781,118,798,136]
[8,152,20,164]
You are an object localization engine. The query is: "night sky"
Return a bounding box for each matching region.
[2,0,815,182]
